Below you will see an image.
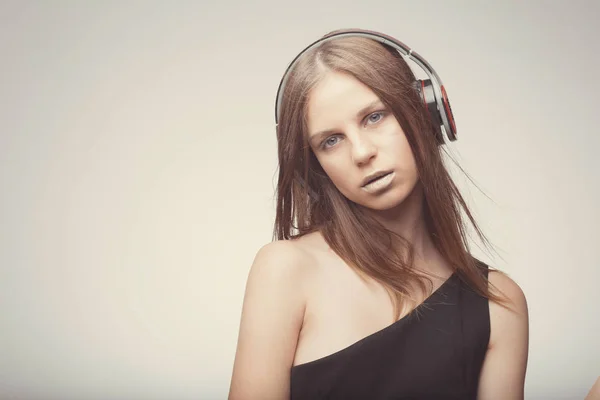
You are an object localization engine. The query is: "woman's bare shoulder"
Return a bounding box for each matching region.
[251,236,318,279]
[247,232,328,301]
[228,237,318,399]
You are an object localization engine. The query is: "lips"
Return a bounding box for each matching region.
[362,170,392,187]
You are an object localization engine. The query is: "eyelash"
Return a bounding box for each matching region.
[320,111,387,150]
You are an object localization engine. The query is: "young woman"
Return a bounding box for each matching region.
[229,29,529,400]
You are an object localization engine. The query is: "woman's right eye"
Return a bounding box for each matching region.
[322,135,340,149]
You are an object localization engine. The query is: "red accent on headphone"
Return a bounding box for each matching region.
[420,80,427,106]
[441,85,456,136]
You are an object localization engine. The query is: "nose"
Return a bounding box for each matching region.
[351,133,377,166]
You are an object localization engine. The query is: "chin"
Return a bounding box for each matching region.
[363,194,410,211]
[356,184,416,212]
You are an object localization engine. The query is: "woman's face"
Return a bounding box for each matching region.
[306,70,419,211]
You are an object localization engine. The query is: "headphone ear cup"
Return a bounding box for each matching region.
[413,79,445,144]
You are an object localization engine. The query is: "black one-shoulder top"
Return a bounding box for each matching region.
[290,265,490,399]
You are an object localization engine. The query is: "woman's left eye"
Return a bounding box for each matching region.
[366,111,385,124]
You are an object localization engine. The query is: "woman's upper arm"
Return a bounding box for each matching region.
[477,271,530,400]
[229,241,307,400]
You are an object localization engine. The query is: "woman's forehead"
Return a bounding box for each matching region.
[306,72,380,131]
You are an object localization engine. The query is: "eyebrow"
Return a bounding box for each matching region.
[308,99,385,145]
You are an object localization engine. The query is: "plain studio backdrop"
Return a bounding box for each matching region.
[0,1,598,399]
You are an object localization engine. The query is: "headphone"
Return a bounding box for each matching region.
[274,28,458,144]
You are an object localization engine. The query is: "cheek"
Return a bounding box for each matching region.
[395,144,416,166]
[320,162,347,187]
[386,132,417,169]
[315,157,355,194]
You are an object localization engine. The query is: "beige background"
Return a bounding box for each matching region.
[1,1,598,399]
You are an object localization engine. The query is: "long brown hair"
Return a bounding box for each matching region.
[273,31,509,319]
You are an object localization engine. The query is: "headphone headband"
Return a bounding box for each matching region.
[274,28,457,142]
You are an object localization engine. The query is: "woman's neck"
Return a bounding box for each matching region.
[362,182,449,276]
